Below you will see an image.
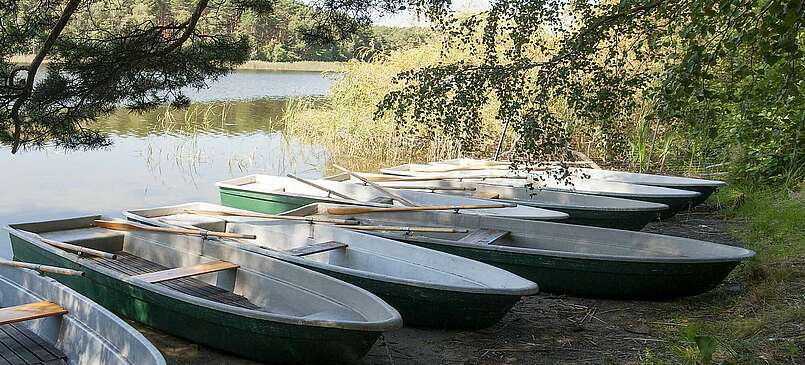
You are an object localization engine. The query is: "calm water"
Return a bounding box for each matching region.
[0,70,336,257]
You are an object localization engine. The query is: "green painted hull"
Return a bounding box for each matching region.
[673,185,717,207]
[377,235,739,299]
[10,237,380,364]
[623,196,693,220]
[525,206,658,231]
[221,188,317,214]
[288,262,518,329]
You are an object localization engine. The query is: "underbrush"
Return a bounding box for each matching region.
[645,185,805,364]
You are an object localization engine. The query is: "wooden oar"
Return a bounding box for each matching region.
[347,226,468,233]
[94,220,256,239]
[24,232,116,259]
[286,173,355,200]
[327,203,516,215]
[364,175,530,182]
[184,209,359,225]
[0,259,83,276]
[381,186,476,191]
[332,164,418,207]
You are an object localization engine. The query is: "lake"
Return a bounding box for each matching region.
[0,70,337,257]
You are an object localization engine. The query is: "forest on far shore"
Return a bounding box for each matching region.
[14,0,432,62]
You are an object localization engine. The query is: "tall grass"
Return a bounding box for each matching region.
[278,43,508,171]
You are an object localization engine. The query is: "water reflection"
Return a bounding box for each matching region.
[0,70,334,257]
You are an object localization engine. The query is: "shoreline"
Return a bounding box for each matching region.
[9,55,346,73]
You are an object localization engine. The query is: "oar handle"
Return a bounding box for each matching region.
[348,226,468,233]
[327,203,516,215]
[382,186,476,191]
[23,231,116,259]
[94,220,256,240]
[184,209,358,225]
[0,259,83,276]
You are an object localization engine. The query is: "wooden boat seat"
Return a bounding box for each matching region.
[92,253,258,310]
[131,261,239,284]
[285,241,348,256]
[0,323,68,365]
[474,191,500,199]
[458,229,510,245]
[0,301,67,326]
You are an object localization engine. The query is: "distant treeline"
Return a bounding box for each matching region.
[46,0,433,62]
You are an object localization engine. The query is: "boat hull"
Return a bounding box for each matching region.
[220,188,311,214]
[283,262,520,329]
[596,194,690,220]
[10,236,381,365]
[379,235,741,299]
[509,202,659,230]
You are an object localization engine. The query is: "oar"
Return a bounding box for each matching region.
[363,175,530,182]
[23,232,116,259]
[381,186,476,191]
[94,220,256,239]
[327,203,516,215]
[286,173,355,200]
[347,226,468,233]
[0,259,83,276]
[184,209,359,225]
[332,164,418,207]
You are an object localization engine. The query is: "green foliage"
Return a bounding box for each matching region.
[280,43,507,169]
[373,0,804,184]
[0,0,432,151]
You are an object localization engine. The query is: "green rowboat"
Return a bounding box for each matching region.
[6,216,401,364]
[283,203,755,299]
[124,202,539,329]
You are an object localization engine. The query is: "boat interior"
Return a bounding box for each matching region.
[149,212,501,289]
[9,216,375,322]
[0,278,69,365]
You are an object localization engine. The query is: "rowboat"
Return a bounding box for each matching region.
[6,216,402,364]
[428,159,726,206]
[374,166,699,219]
[217,175,569,221]
[281,203,755,299]
[559,168,725,206]
[123,202,540,329]
[0,265,165,365]
[327,175,668,231]
[482,176,700,219]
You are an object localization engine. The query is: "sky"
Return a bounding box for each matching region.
[372,0,491,27]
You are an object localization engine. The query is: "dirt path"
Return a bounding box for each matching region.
[137,208,746,364]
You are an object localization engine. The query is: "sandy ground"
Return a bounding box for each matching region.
[135,207,746,364]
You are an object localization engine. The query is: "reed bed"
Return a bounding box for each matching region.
[277,44,510,171]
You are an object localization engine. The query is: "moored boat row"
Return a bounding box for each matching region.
[1,159,746,364]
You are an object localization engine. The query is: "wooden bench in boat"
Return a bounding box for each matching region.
[285,241,348,257]
[131,260,239,284]
[458,229,509,245]
[93,253,258,310]
[0,301,67,326]
[0,323,68,365]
